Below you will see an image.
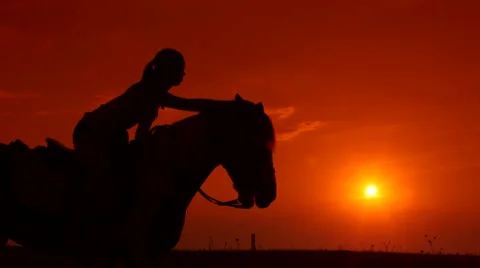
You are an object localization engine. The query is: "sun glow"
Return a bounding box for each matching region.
[364,185,378,199]
[334,164,412,212]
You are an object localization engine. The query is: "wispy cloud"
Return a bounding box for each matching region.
[0,90,41,99]
[265,106,295,120]
[277,121,326,141]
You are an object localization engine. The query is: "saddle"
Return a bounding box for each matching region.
[42,138,78,169]
[45,138,75,154]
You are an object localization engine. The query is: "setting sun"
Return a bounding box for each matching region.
[365,185,377,198]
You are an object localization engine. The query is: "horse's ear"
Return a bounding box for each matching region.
[256,102,264,112]
[235,94,244,102]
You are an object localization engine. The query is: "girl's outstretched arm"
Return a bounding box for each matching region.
[160,93,233,112]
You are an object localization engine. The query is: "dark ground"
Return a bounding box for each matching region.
[1,246,479,268]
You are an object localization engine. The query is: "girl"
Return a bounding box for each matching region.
[69,48,231,252]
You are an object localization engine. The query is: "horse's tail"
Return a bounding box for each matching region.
[0,143,6,155]
[0,142,12,203]
[0,143,12,245]
[0,143,9,192]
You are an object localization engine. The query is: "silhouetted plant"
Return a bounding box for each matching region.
[424,234,438,253]
[251,233,257,251]
[235,238,240,250]
[208,236,214,250]
[383,240,390,252]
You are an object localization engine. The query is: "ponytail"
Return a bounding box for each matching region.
[142,60,156,81]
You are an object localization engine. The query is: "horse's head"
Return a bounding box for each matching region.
[207,94,277,209]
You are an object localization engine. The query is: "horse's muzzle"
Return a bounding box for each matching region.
[254,179,276,209]
[255,195,275,209]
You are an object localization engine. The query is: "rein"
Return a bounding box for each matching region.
[197,188,249,209]
[149,125,249,210]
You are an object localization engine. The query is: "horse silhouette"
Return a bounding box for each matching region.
[0,94,276,266]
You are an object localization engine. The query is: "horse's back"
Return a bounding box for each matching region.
[6,139,78,216]
[0,139,80,249]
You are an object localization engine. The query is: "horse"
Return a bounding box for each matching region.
[0,94,277,267]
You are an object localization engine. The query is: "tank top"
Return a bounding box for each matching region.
[82,82,164,133]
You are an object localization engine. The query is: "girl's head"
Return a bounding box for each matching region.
[142,48,185,88]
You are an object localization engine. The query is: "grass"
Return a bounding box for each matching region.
[2,234,478,267]
[1,246,480,268]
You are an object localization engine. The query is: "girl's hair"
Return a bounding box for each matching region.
[142,48,184,80]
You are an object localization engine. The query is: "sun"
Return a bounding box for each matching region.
[364,185,378,198]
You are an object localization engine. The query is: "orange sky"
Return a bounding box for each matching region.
[1,0,479,253]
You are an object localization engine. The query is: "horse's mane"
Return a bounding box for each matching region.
[149,112,202,137]
[151,100,276,151]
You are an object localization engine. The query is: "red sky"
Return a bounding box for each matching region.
[1,0,479,253]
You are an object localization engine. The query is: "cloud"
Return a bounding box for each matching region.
[265,106,295,120]
[0,90,41,99]
[264,105,324,141]
[277,121,326,141]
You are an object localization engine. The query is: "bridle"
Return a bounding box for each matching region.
[149,125,250,209]
[150,99,274,211]
[197,188,250,209]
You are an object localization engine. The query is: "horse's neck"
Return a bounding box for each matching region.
[152,114,220,205]
[169,114,215,167]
